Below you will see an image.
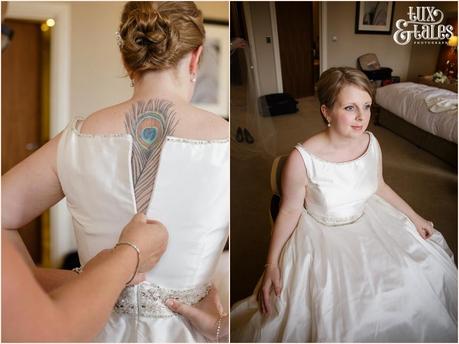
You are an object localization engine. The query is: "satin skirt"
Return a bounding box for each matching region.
[93,313,207,342]
[231,195,458,342]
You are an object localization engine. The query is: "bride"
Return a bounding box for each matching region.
[2,1,229,342]
[231,67,457,342]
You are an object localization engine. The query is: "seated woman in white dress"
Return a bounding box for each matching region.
[231,67,457,342]
[2,1,229,342]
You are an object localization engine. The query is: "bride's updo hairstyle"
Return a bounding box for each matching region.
[118,1,205,77]
[316,67,374,122]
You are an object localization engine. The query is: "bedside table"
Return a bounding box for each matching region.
[417,75,458,93]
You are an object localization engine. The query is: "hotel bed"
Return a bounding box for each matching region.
[375,82,458,168]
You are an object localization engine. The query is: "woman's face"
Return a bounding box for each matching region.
[323,84,372,137]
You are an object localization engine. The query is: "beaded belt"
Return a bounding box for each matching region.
[306,209,364,226]
[114,281,211,318]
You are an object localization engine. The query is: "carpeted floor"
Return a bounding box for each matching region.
[230,84,458,305]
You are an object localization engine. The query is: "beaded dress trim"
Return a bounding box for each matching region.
[114,281,211,318]
[72,117,229,144]
[306,209,364,226]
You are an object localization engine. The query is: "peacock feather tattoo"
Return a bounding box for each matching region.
[125,99,178,213]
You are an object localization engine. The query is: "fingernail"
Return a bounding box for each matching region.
[165,299,175,308]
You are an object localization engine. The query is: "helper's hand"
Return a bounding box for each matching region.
[118,213,168,272]
[165,286,228,341]
[257,264,282,316]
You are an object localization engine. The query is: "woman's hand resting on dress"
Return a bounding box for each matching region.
[411,215,434,239]
[257,264,282,316]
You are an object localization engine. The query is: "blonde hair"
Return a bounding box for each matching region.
[119,1,205,77]
[316,67,374,120]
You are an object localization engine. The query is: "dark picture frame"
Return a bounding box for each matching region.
[355,1,395,35]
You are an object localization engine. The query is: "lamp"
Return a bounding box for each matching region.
[447,35,458,50]
[445,35,457,80]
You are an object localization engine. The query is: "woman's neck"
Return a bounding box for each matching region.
[130,69,191,104]
[325,129,362,151]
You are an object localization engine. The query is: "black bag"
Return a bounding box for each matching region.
[259,93,299,117]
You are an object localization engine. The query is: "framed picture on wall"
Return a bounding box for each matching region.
[355,1,395,35]
[191,20,229,118]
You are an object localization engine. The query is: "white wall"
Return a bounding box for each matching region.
[70,1,229,118]
[196,1,228,21]
[326,1,415,81]
[70,2,127,117]
[248,2,279,96]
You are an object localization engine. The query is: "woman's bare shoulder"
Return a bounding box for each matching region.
[283,149,307,183]
[174,104,229,140]
[196,109,229,139]
[79,102,131,135]
[300,131,327,154]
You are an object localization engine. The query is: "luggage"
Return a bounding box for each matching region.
[259,93,299,117]
[357,53,392,82]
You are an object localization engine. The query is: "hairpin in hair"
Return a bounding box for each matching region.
[115,31,124,48]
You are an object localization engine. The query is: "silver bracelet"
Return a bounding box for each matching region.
[72,266,83,274]
[215,313,227,343]
[115,241,140,285]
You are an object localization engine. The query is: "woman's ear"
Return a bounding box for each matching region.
[320,105,329,120]
[189,45,203,75]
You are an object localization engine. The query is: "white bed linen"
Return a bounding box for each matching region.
[376,82,457,143]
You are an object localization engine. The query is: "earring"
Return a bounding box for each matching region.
[190,73,197,83]
[327,122,331,128]
[130,79,135,87]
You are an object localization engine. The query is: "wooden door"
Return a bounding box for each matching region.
[2,19,44,263]
[276,2,314,98]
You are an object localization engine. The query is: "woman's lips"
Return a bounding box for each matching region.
[351,125,363,130]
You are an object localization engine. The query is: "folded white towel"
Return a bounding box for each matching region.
[425,95,458,113]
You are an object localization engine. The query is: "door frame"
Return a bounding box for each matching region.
[7,2,73,267]
[242,2,262,98]
[320,2,328,73]
[269,2,283,93]
[268,1,328,90]
[244,2,284,96]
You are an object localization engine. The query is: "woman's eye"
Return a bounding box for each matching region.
[365,104,371,110]
[345,106,354,111]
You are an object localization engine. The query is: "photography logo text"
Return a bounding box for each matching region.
[393,6,453,45]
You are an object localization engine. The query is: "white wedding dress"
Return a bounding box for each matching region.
[57,118,229,342]
[231,132,457,342]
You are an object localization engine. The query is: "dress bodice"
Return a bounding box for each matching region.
[57,118,229,289]
[295,132,379,226]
